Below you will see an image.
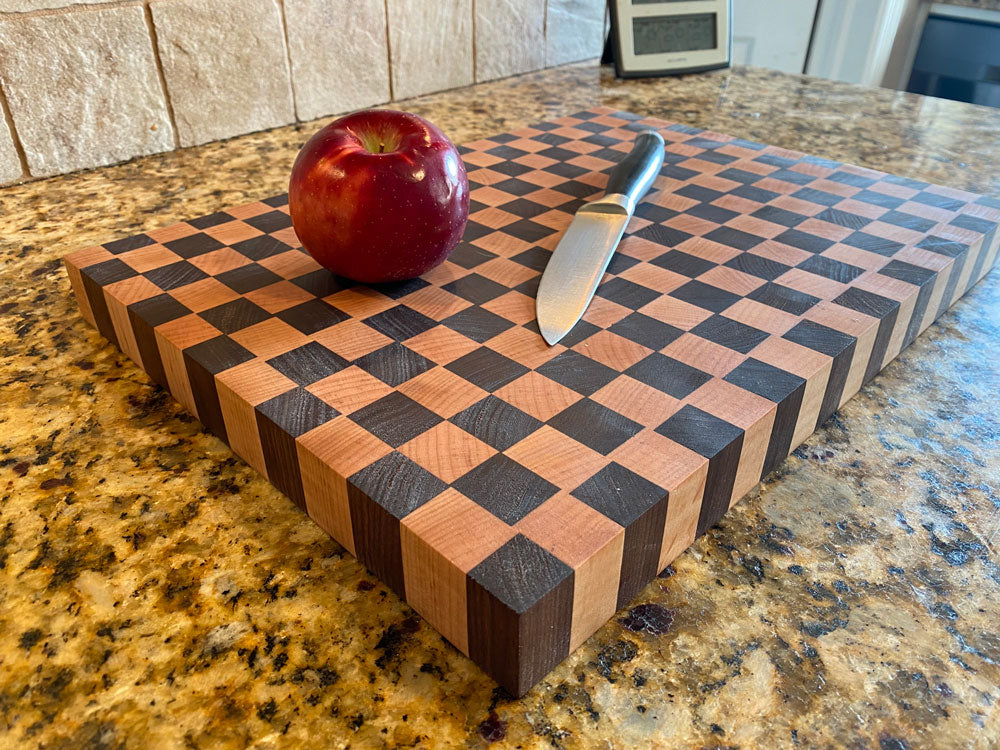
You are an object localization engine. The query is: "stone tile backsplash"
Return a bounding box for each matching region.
[546,0,606,67]
[150,0,295,146]
[0,103,22,183]
[0,3,174,178]
[387,0,474,100]
[475,0,546,82]
[0,0,605,185]
[284,0,391,122]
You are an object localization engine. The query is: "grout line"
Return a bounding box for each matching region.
[143,1,181,149]
[0,79,30,179]
[275,0,300,121]
[471,0,477,83]
[0,0,135,20]
[542,0,548,69]
[383,0,395,101]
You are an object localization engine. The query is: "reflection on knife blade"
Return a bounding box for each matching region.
[535,130,665,345]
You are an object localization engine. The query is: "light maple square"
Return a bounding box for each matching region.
[471,207,520,229]
[751,238,813,266]
[476,256,539,287]
[245,280,316,313]
[307,365,394,414]
[105,275,163,305]
[398,366,489,418]
[170,277,240,313]
[823,244,889,271]
[270,227,300,247]
[230,318,310,359]
[581,295,631,328]
[482,291,535,325]
[495,370,582,422]
[618,235,672,262]
[258,249,321,279]
[155,313,221,349]
[723,298,801,335]
[796,218,853,242]
[68,245,114,269]
[216,358,297,406]
[486,325,564,369]
[662,332,746,378]
[572,329,652,371]
[591,374,683,427]
[831,199,889,221]
[298,414,393,480]
[399,422,497,484]
[323,287,396,320]
[118,244,181,272]
[697,265,766,296]
[226,201,272,220]
[725,214,788,239]
[611,428,707,491]
[398,285,472,321]
[532,209,573,232]
[466,170,503,188]
[312,318,393,360]
[666,214,721,237]
[686,377,775,429]
[146,221,197,244]
[468,185,513,207]
[638,294,713,330]
[517,492,623,568]
[618,263,688,295]
[463,150,503,168]
[677,236,741,264]
[526,187,577,206]
[505,426,607,491]
[405,325,481,365]
[770,195,826,217]
[204,221,263,246]
[188,247,252,276]
[775,267,848,301]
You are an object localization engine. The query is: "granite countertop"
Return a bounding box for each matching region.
[943,0,1000,11]
[1,64,999,748]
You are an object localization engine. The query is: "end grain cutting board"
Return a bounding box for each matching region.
[64,108,1000,696]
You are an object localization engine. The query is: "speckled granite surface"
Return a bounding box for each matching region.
[1,64,999,748]
[941,0,1000,11]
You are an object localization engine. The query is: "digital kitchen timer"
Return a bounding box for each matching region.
[607,0,733,78]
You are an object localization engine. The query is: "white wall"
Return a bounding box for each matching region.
[806,0,908,85]
[732,0,818,74]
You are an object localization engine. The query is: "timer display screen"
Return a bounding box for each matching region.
[632,13,717,55]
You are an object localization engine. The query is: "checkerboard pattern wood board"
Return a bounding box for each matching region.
[64,107,1000,696]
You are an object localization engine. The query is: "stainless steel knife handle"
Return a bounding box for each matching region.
[603,130,665,215]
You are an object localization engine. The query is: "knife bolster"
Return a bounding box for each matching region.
[584,192,634,216]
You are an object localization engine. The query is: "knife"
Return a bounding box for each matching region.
[536,130,665,346]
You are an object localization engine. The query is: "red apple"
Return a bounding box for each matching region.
[288,109,470,283]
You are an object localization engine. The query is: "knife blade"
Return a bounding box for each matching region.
[535,130,665,346]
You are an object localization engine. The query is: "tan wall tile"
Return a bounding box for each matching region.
[546,0,605,67]
[475,0,545,82]
[0,107,20,184]
[284,0,390,122]
[150,0,294,146]
[386,0,472,100]
[0,1,115,11]
[0,4,173,177]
